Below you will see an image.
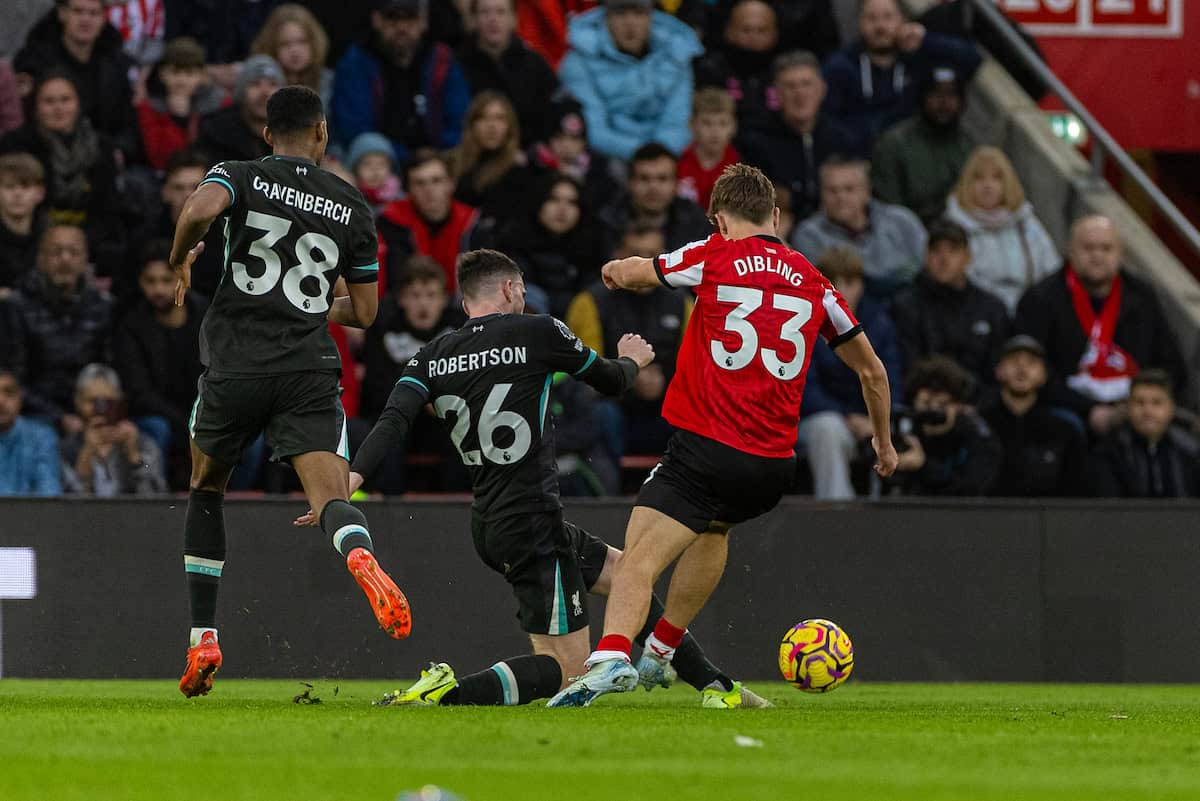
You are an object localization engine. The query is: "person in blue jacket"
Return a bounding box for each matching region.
[822,0,979,152]
[332,0,470,161]
[559,0,703,162]
[798,244,903,499]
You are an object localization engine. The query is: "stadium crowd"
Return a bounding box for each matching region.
[0,0,1195,499]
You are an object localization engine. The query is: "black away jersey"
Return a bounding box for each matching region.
[197,155,379,375]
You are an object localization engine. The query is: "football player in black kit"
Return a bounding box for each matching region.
[295,249,769,708]
[170,86,410,698]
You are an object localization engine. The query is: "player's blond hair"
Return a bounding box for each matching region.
[708,163,775,225]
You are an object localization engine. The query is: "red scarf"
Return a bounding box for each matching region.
[1065,264,1138,402]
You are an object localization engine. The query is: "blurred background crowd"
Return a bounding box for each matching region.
[0,0,1195,500]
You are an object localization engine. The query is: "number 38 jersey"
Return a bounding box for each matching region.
[654,233,862,459]
[197,156,379,376]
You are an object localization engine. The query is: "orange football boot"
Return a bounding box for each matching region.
[346,547,411,639]
[179,630,223,698]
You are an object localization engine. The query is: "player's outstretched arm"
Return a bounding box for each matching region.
[602,257,661,291]
[577,334,655,397]
[170,182,230,306]
[833,332,899,477]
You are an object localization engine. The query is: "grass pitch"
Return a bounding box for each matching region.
[2,680,1199,801]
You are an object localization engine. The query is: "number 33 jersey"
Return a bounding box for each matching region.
[197,156,379,375]
[655,233,862,459]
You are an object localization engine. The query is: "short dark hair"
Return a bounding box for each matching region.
[457,249,523,300]
[396,255,447,291]
[164,148,211,179]
[622,219,664,242]
[709,163,775,224]
[265,85,324,138]
[139,239,173,272]
[1131,368,1174,400]
[630,142,677,170]
[815,245,864,284]
[773,50,821,82]
[906,355,973,403]
[401,148,450,190]
[927,218,969,250]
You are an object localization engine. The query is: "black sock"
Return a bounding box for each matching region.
[636,593,731,692]
[320,499,373,558]
[441,655,563,706]
[184,489,225,630]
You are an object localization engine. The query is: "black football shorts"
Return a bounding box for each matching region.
[637,429,796,534]
[470,510,610,636]
[188,370,348,465]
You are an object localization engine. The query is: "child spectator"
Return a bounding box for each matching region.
[0,153,47,295]
[250,5,335,112]
[60,362,167,496]
[347,132,402,212]
[528,101,621,215]
[137,37,226,171]
[0,368,62,497]
[944,146,1061,316]
[677,88,740,212]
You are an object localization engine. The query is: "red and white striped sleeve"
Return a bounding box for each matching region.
[818,284,863,347]
[653,237,711,288]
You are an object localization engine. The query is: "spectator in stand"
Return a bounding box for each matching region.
[359,256,465,422]
[457,0,560,146]
[693,0,781,135]
[1015,215,1185,437]
[893,355,1002,496]
[979,335,1087,497]
[378,149,478,293]
[346,132,402,214]
[164,0,282,92]
[448,91,534,240]
[111,239,206,485]
[0,71,124,276]
[598,142,710,254]
[357,256,467,494]
[137,37,225,171]
[945,146,1061,316]
[497,172,605,317]
[332,0,470,161]
[1090,370,1199,498]
[559,0,702,161]
[736,51,855,221]
[0,61,23,136]
[676,88,740,213]
[566,221,689,455]
[130,148,224,299]
[703,0,840,63]
[822,0,979,152]
[891,218,1008,389]
[528,100,621,215]
[0,368,62,497]
[250,5,334,111]
[60,363,166,496]
[8,224,111,429]
[791,157,926,301]
[872,66,973,224]
[14,0,141,160]
[798,245,902,499]
[195,54,281,162]
[0,154,47,295]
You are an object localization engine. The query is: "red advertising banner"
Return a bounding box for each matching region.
[993,0,1200,150]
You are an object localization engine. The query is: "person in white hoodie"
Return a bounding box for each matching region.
[944,146,1060,315]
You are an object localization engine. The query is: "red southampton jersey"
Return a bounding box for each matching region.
[654,234,862,459]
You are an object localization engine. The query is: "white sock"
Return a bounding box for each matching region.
[584,650,630,669]
[644,633,676,663]
[190,627,218,647]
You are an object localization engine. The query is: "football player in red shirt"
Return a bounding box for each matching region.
[550,164,899,707]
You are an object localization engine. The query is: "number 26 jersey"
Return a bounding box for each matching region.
[197,156,379,376]
[654,233,862,459]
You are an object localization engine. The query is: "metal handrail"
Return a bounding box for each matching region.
[967,0,1200,263]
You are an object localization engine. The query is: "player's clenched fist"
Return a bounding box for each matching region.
[617,333,655,368]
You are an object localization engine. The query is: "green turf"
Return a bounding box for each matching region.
[2,679,1200,801]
